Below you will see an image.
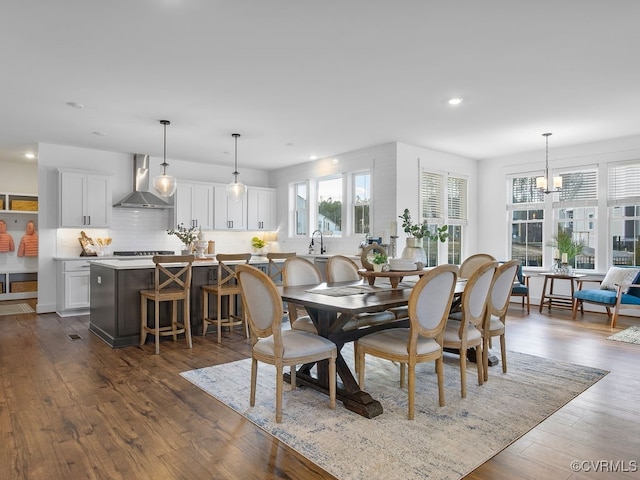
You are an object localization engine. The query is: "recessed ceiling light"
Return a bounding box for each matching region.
[24,153,36,159]
[92,131,107,136]
[309,155,317,160]
[66,101,84,109]
[448,98,463,105]
[332,158,339,164]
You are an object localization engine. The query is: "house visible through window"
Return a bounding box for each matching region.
[294,182,308,236]
[317,176,342,237]
[508,176,544,267]
[353,172,370,235]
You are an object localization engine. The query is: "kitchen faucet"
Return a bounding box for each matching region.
[310,229,326,254]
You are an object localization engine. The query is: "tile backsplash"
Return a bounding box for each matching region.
[56,208,279,257]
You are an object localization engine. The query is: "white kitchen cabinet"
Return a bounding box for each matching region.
[56,259,91,315]
[214,185,246,230]
[58,170,111,227]
[247,187,276,230]
[175,181,214,230]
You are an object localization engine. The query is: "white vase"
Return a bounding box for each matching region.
[373,263,384,272]
[401,238,427,264]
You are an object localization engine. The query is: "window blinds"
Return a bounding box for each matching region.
[608,161,640,206]
[421,171,444,223]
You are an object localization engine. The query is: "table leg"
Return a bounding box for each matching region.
[538,275,549,313]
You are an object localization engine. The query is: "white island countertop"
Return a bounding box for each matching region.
[90,256,270,270]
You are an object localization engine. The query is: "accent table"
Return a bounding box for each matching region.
[538,272,586,313]
[358,268,429,288]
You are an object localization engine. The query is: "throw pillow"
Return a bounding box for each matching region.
[600,267,640,293]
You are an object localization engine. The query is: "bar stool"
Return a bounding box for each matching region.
[266,252,296,285]
[202,253,251,343]
[140,255,194,355]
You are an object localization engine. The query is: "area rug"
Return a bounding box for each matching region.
[607,325,640,344]
[180,347,607,480]
[0,303,35,316]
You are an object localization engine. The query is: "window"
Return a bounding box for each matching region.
[293,182,308,236]
[508,176,544,266]
[609,161,640,266]
[554,169,598,270]
[317,176,342,237]
[353,172,371,235]
[447,176,467,265]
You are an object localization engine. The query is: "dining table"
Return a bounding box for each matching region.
[279,278,466,418]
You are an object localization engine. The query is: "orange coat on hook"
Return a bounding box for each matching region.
[0,220,15,253]
[18,220,38,257]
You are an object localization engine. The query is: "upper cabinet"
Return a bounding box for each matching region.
[214,185,247,230]
[175,181,214,230]
[247,187,276,230]
[58,170,111,227]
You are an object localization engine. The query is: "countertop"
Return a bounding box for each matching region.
[89,256,271,270]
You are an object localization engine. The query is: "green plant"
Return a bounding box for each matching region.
[167,223,197,245]
[546,227,585,261]
[251,236,267,249]
[398,209,449,242]
[372,251,387,265]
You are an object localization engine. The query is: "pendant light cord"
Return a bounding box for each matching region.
[160,120,170,175]
[232,133,241,180]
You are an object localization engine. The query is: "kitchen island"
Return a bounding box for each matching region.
[89,257,269,347]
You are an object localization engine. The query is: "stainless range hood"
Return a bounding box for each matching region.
[113,154,173,209]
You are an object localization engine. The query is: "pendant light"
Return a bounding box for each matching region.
[152,120,177,198]
[226,133,246,202]
[536,132,562,194]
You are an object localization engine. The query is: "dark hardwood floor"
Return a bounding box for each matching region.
[1,299,638,479]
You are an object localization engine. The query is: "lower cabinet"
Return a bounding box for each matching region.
[57,259,91,316]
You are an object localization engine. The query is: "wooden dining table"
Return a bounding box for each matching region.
[279,279,467,418]
[280,280,411,418]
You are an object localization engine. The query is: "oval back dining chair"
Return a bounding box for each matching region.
[236,264,337,423]
[444,260,497,398]
[459,253,496,279]
[282,257,323,333]
[356,264,458,419]
[326,255,361,283]
[482,259,519,381]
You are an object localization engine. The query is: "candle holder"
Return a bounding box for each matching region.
[389,236,398,259]
[559,262,572,275]
[551,257,562,273]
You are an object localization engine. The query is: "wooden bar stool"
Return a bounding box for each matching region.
[202,253,251,343]
[266,252,296,285]
[140,255,194,355]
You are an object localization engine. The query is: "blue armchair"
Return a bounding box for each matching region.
[510,262,530,314]
[572,266,640,327]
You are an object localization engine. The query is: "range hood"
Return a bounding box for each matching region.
[113,154,173,209]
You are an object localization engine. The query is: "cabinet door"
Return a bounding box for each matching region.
[191,183,213,230]
[60,171,87,226]
[175,184,194,228]
[247,189,276,230]
[86,174,111,227]
[214,186,246,230]
[64,271,90,309]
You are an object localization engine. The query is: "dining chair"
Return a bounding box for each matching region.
[356,264,458,419]
[482,259,519,381]
[202,253,251,343]
[509,261,530,313]
[444,260,497,398]
[282,256,323,333]
[235,264,337,423]
[266,252,296,285]
[459,253,496,279]
[139,254,194,355]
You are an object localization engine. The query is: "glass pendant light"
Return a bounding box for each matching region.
[152,119,177,198]
[226,133,246,202]
[536,132,562,194]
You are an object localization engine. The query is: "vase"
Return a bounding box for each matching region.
[373,263,384,272]
[401,238,427,265]
[181,243,192,255]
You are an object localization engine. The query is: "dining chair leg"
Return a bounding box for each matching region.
[250,358,258,407]
[399,362,406,388]
[482,338,490,382]
[275,363,283,423]
[290,365,297,390]
[500,334,506,373]
[408,362,415,420]
[460,353,467,398]
[436,356,445,407]
[476,346,484,386]
[328,356,336,410]
[357,351,365,390]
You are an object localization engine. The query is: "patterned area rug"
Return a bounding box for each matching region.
[607,325,640,344]
[0,303,35,316]
[181,347,607,480]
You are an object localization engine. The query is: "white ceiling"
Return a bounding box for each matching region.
[2,0,640,169]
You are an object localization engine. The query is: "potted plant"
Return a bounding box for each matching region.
[547,227,585,266]
[372,251,387,272]
[167,223,198,254]
[251,236,267,254]
[398,209,449,264]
